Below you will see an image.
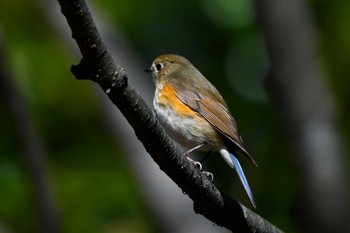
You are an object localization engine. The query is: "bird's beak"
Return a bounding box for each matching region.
[144,67,153,73]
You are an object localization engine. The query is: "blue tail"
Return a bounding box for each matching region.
[220,149,256,209]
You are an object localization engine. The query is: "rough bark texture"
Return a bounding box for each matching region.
[56,0,283,232]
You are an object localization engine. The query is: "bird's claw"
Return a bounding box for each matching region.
[185,157,213,180]
[194,161,203,170]
[202,171,214,181]
[186,157,203,170]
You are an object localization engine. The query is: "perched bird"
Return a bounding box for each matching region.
[145,54,257,208]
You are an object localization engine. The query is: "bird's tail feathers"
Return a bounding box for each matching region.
[220,148,256,209]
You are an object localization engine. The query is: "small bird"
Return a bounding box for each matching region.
[145,54,257,208]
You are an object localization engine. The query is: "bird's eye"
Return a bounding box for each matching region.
[155,63,163,72]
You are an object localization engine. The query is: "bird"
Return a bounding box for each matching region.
[145,54,257,208]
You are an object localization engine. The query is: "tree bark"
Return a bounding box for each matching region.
[56,0,283,232]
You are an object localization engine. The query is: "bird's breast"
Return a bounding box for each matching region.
[153,83,223,151]
[156,83,195,117]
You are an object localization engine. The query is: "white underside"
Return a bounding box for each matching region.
[153,97,220,151]
[220,148,235,169]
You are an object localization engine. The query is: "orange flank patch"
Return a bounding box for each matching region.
[158,83,197,117]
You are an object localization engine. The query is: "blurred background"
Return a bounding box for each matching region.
[0,0,349,232]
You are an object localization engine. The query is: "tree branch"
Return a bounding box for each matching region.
[56,0,283,232]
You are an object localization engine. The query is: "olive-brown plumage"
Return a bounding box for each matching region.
[146,54,257,208]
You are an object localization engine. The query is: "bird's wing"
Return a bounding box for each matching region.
[176,87,257,166]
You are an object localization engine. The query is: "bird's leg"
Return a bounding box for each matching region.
[183,144,214,181]
[182,143,205,156]
[183,143,206,171]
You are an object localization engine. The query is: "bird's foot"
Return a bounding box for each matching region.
[185,157,213,181]
[202,171,214,181]
[186,157,203,170]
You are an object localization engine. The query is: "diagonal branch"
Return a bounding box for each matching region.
[56,0,283,232]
